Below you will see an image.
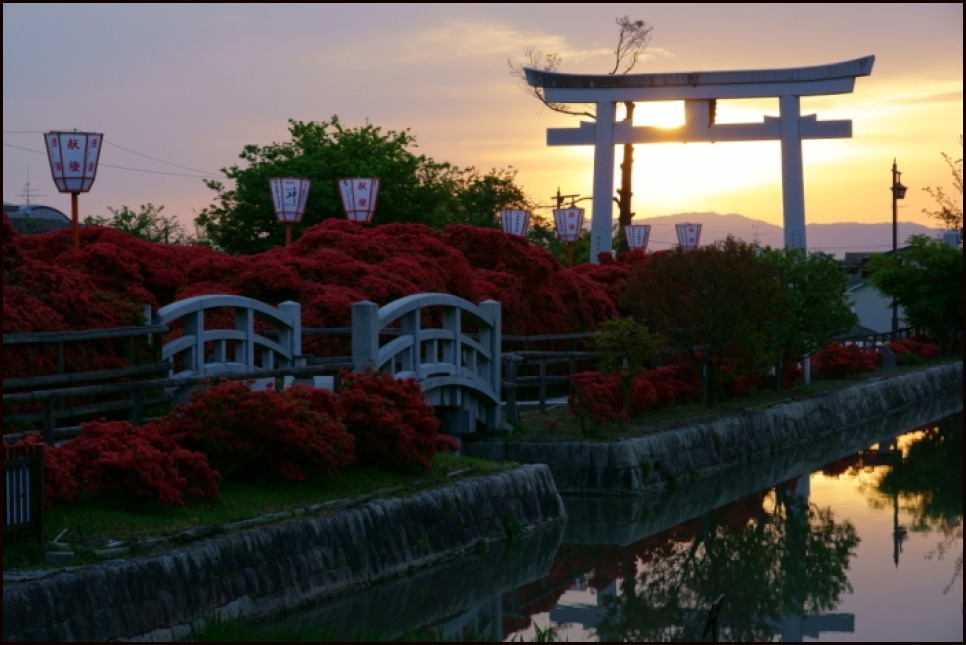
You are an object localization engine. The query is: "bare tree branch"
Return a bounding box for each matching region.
[610,16,654,75]
[509,16,655,253]
[921,135,963,235]
[508,48,595,119]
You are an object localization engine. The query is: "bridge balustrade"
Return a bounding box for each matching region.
[352,293,502,433]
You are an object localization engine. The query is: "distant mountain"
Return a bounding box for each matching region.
[637,212,947,256]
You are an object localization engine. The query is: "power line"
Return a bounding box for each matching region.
[2,134,222,179]
[103,141,219,176]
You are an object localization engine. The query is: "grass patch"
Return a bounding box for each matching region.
[3,453,514,570]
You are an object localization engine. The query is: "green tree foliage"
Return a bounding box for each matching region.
[592,316,664,420]
[757,247,858,387]
[618,237,780,406]
[195,117,529,254]
[922,135,963,239]
[867,235,964,347]
[84,203,199,245]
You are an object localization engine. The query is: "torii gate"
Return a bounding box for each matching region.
[524,56,875,261]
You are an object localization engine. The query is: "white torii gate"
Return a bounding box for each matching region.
[524,56,875,262]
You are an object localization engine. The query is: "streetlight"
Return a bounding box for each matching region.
[499,209,531,236]
[624,222,652,252]
[338,177,380,223]
[890,159,907,333]
[553,206,585,267]
[43,130,103,251]
[269,177,311,246]
[675,222,702,251]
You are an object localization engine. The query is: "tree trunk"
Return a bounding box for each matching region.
[616,101,636,255]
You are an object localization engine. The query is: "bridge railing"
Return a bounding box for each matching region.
[352,293,502,432]
[154,295,302,378]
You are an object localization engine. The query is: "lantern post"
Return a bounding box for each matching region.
[269,178,311,246]
[553,206,585,267]
[338,177,380,223]
[499,209,532,237]
[43,130,103,251]
[624,223,652,253]
[675,222,702,251]
[890,159,907,333]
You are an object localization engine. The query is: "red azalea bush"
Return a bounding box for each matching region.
[569,372,625,430]
[886,337,941,365]
[4,434,80,509]
[811,343,881,378]
[337,369,457,473]
[570,363,703,430]
[13,421,221,508]
[639,364,701,407]
[4,217,622,382]
[157,380,355,483]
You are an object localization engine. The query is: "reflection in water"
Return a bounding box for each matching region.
[269,403,962,642]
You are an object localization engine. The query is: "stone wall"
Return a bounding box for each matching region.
[2,464,565,643]
[465,362,963,496]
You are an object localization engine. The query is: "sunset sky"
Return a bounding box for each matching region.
[3,4,962,247]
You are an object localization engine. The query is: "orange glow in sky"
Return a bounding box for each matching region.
[3,4,962,242]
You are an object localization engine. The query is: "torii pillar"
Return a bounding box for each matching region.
[524,56,875,262]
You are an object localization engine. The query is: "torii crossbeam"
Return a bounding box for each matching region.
[524,56,875,261]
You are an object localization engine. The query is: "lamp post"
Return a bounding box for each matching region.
[890,159,907,333]
[553,206,585,267]
[43,130,103,251]
[675,222,702,251]
[269,177,310,246]
[338,177,380,223]
[624,223,652,252]
[499,209,531,236]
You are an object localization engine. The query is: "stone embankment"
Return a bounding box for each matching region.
[464,361,964,496]
[4,362,961,642]
[2,465,565,643]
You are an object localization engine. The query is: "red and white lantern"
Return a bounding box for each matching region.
[500,209,531,236]
[270,177,311,246]
[269,178,311,224]
[553,207,585,267]
[553,207,584,243]
[44,130,103,193]
[675,222,702,251]
[338,177,380,223]
[624,223,652,252]
[44,130,104,250]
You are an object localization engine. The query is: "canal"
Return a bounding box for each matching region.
[265,405,963,642]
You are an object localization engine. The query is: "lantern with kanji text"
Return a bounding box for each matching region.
[269,177,311,245]
[553,207,585,267]
[499,209,531,236]
[43,130,103,250]
[675,222,702,251]
[624,223,652,252]
[338,177,380,223]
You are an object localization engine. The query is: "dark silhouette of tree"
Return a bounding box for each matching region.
[509,17,653,253]
[866,235,964,348]
[758,247,858,388]
[84,203,201,245]
[196,117,529,254]
[619,236,780,406]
